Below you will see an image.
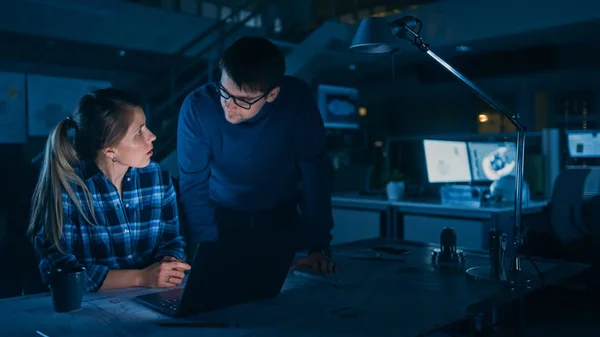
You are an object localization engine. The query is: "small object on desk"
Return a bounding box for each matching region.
[36,331,50,337]
[432,227,465,264]
[157,321,239,328]
[465,229,513,282]
[49,264,86,313]
[488,228,507,280]
[291,270,344,286]
[431,248,465,264]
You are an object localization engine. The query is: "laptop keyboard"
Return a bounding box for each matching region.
[159,297,182,311]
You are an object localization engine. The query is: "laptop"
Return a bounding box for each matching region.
[135,232,299,317]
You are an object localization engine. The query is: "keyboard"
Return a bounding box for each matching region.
[136,288,184,316]
[159,297,181,312]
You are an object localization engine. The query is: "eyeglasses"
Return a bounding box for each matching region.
[216,83,268,110]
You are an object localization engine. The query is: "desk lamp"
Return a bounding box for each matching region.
[349,16,533,286]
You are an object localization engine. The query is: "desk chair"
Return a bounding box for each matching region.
[547,168,600,295]
[549,168,590,245]
[543,168,599,264]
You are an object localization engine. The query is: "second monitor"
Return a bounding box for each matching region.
[467,142,516,181]
[566,131,600,158]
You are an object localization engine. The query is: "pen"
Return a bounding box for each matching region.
[157,321,238,328]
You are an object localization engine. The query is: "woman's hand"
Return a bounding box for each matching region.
[139,259,191,288]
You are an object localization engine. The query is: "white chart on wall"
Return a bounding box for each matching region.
[27,74,112,136]
[0,72,26,143]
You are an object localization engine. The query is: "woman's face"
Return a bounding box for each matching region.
[109,106,156,168]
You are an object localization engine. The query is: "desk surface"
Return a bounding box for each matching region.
[332,194,549,214]
[393,199,548,214]
[1,239,586,337]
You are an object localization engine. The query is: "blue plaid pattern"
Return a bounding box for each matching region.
[34,161,186,292]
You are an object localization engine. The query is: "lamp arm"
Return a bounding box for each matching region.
[391,17,525,132]
[391,17,528,273]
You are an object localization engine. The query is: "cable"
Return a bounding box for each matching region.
[526,256,545,287]
[520,229,545,287]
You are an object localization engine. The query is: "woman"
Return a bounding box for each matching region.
[29,88,190,292]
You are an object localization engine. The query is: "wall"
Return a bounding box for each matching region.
[359,66,600,137]
[0,58,147,163]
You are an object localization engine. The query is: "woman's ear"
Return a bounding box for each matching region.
[102,147,117,162]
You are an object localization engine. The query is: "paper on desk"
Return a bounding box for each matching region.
[5,276,332,337]
[84,286,159,300]
[2,295,165,337]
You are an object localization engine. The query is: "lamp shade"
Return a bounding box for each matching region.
[349,17,399,54]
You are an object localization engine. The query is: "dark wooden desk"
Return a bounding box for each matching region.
[0,239,588,337]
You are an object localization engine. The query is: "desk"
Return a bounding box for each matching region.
[331,195,549,251]
[330,195,394,244]
[394,200,549,251]
[0,239,587,337]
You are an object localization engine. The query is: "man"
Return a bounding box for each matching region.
[177,36,335,275]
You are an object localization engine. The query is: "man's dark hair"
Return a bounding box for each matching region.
[219,36,285,94]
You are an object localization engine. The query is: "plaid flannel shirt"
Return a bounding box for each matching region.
[34,161,186,292]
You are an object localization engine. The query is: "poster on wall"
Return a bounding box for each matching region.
[27,74,112,136]
[317,84,360,129]
[0,72,26,143]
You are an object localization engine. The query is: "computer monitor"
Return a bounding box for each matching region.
[566,131,600,158]
[467,142,516,181]
[423,140,472,183]
[318,85,359,129]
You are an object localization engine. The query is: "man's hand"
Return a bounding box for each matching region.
[139,259,191,288]
[291,252,336,276]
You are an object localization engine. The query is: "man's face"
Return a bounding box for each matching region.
[218,70,279,124]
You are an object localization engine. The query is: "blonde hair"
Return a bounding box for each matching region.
[28,88,141,252]
[28,119,97,253]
